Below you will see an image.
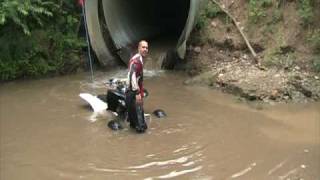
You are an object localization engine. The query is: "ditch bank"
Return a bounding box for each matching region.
[181,0,320,104]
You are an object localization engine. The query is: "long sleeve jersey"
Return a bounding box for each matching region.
[127,53,144,97]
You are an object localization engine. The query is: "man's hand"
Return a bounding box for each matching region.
[136,94,142,104]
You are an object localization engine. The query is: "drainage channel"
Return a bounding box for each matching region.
[85,0,203,68]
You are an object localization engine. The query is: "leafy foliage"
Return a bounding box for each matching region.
[0,0,56,35]
[312,56,320,73]
[308,29,320,72]
[263,47,296,69]
[298,0,314,26]
[0,0,85,81]
[248,0,272,24]
[196,2,222,30]
[308,29,320,53]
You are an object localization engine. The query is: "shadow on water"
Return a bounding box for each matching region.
[0,70,319,180]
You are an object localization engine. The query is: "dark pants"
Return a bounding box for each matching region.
[125,90,147,133]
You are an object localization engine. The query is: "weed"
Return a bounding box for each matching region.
[263,47,296,69]
[308,29,320,53]
[298,0,314,26]
[196,3,222,30]
[271,9,283,24]
[248,0,273,24]
[311,55,320,72]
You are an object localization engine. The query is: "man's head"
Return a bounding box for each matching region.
[138,40,148,57]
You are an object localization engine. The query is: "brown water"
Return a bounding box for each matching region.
[0,70,319,180]
[143,36,177,70]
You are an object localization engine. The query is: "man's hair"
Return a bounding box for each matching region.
[138,40,148,48]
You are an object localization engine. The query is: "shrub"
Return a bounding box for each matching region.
[308,30,320,73]
[0,0,85,81]
[312,56,320,73]
[249,0,268,23]
[196,2,222,30]
[298,0,314,26]
[308,29,320,53]
[0,0,56,35]
[262,46,296,69]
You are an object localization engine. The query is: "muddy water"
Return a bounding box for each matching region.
[144,37,177,70]
[0,70,319,180]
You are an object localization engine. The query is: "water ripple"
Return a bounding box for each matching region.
[144,166,202,180]
[230,162,257,178]
[128,156,191,169]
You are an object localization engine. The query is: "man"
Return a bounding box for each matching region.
[126,40,149,133]
[77,0,84,7]
[77,0,85,37]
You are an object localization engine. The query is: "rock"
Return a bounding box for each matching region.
[211,21,217,27]
[290,81,313,98]
[233,51,241,58]
[153,109,167,118]
[246,93,258,101]
[194,46,201,53]
[252,43,264,53]
[185,46,320,104]
[263,98,270,103]
[243,54,248,59]
[280,45,295,54]
[294,66,301,71]
[224,38,234,48]
[108,120,124,131]
[270,89,279,100]
[284,95,290,100]
[208,48,214,52]
[294,75,302,80]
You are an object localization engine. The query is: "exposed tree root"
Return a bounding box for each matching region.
[209,0,261,65]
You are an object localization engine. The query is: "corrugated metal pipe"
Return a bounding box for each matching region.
[85,0,202,68]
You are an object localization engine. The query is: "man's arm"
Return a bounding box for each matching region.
[129,63,143,103]
[129,63,139,92]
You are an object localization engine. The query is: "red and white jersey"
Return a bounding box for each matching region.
[127,53,144,97]
[77,0,84,7]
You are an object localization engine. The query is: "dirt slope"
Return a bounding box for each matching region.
[182,0,320,103]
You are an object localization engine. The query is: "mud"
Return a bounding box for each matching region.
[0,70,319,179]
[184,51,320,103]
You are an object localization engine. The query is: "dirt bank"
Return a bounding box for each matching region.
[181,0,320,103]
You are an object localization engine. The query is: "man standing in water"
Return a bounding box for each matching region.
[126,40,149,133]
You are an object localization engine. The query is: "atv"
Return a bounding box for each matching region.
[79,78,165,131]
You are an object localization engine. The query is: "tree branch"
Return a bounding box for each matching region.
[209,0,259,64]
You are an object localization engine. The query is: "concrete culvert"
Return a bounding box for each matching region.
[85,0,203,69]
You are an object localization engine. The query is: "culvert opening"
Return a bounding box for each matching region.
[86,0,200,69]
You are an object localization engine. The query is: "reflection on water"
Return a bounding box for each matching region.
[0,70,319,180]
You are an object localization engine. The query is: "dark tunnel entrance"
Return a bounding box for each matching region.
[85,0,201,68]
[149,0,190,39]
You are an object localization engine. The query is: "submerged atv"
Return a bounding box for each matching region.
[80,78,166,131]
[97,78,149,119]
[97,79,150,131]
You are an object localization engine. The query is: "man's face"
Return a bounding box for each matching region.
[138,41,148,57]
